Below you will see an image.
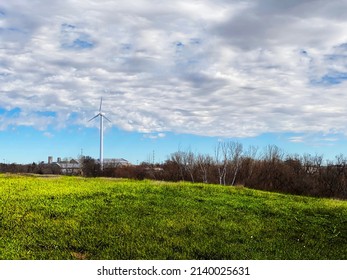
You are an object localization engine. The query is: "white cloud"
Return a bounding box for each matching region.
[1,0,347,138]
[143,132,166,139]
[288,136,305,143]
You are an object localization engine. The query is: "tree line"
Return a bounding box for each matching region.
[1,142,347,199]
[87,142,347,199]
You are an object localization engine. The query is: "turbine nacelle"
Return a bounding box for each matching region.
[88,98,111,123]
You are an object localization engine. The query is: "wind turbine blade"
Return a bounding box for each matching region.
[103,115,111,123]
[88,114,100,122]
[99,97,103,112]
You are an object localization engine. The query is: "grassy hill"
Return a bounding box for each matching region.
[0,174,346,259]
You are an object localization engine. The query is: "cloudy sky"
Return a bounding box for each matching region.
[1,0,347,164]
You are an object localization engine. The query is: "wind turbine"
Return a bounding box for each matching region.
[89,97,111,170]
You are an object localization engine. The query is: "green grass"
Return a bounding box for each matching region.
[0,174,346,260]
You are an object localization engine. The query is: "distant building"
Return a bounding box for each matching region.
[103,158,131,167]
[47,156,130,175]
[56,159,81,175]
[48,156,81,175]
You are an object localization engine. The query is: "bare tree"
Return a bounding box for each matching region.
[182,150,196,183]
[262,144,284,163]
[215,142,228,185]
[170,151,185,181]
[226,141,243,186]
[196,153,214,183]
[243,145,259,183]
[302,153,323,175]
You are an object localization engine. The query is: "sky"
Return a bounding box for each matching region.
[2,0,347,164]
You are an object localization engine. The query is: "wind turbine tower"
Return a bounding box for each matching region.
[89,97,111,170]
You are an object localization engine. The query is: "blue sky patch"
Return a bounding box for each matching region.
[72,38,94,49]
[313,72,347,85]
[0,107,21,117]
[61,23,95,50]
[68,112,79,121]
[61,36,95,50]
[35,111,56,118]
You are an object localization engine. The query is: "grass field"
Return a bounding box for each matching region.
[0,174,346,260]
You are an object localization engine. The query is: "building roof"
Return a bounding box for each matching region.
[103,158,131,165]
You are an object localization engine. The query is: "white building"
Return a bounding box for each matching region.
[103,158,131,167]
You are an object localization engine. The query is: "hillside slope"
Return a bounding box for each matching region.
[0,175,346,259]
